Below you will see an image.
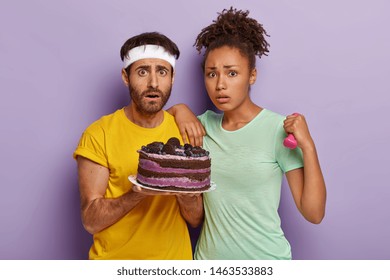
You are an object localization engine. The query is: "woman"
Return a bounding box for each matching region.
[172,7,326,259]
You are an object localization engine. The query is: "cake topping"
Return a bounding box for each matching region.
[161,143,176,155]
[142,141,164,153]
[140,137,209,157]
[167,137,180,148]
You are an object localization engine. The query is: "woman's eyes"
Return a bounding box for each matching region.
[207,71,237,78]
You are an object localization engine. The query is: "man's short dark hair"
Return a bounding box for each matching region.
[120,32,180,74]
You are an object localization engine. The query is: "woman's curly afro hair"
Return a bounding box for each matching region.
[194,7,270,69]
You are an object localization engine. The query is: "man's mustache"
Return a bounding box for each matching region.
[142,89,164,96]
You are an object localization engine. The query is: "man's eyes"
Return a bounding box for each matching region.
[159,70,168,76]
[137,69,168,76]
[138,69,148,76]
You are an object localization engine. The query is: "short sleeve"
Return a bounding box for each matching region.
[197,110,221,130]
[197,111,208,126]
[73,128,108,168]
[274,120,304,173]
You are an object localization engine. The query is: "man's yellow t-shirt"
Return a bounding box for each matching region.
[73,108,192,259]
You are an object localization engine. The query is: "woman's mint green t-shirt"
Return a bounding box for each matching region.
[195,109,303,260]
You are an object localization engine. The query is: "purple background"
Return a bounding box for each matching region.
[1,0,389,260]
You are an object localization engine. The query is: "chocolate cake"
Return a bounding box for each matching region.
[136,137,211,191]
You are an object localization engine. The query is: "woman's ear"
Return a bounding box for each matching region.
[121,68,129,86]
[249,68,257,85]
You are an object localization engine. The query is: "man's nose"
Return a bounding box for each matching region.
[148,72,159,89]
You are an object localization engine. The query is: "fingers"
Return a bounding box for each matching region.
[176,193,202,203]
[283,113,314,149]
[284,114,305,133]
[192,125,204,147]
[132,185,142,192]
[180,127,189,145]
[187,128,196,147]
[176,193,202,198]
[134,184,203,197]
[180,124,205,147]
[285,113,302,121]
[133,185,176,196]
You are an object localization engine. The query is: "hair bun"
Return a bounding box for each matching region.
[194,7,270,59]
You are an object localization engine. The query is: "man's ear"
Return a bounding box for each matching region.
[171,70,175,85]
[121,68,129,86]
[249,68,257,85]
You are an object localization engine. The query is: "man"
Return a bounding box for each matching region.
[73,32,203,259]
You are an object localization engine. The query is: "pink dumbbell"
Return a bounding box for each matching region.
[283,113,299,149]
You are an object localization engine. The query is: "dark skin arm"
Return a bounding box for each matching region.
[167,103,206,147]
[284,114,326,224]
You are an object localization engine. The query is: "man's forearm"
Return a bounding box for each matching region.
[82,191,145,234]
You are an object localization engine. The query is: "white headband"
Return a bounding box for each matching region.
[123,44,176,69]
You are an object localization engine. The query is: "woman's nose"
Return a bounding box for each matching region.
[216,76,226,90]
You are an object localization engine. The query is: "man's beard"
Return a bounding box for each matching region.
[129,86,171,115]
